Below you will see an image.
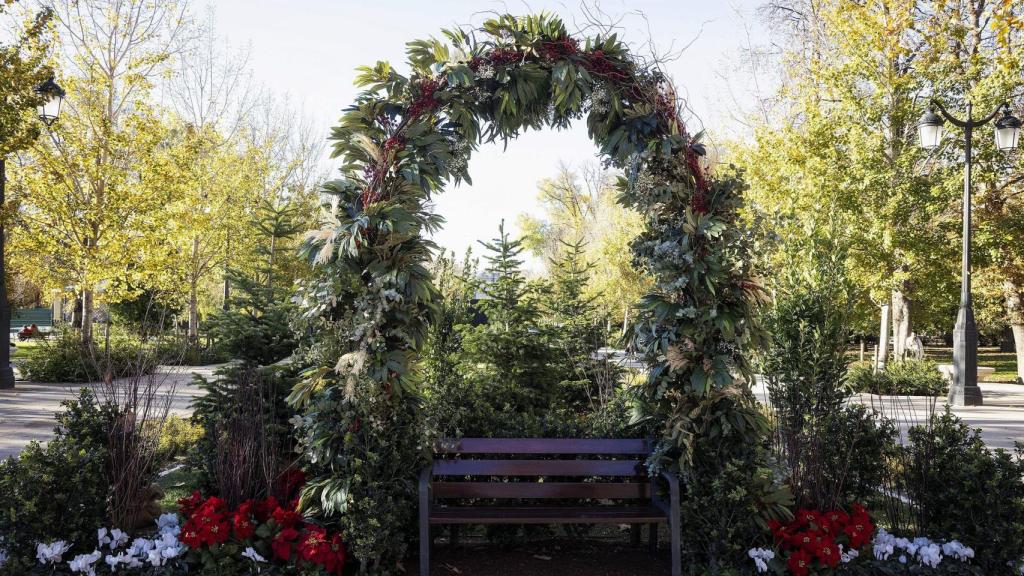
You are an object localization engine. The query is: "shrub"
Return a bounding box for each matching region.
[0,390,115,572]
[904,409,1024,574]
[850,359,947,396]
[19,326,152,383]
[758,256,898,510]
[148,415,204,465]
[187,365,298,508]
[153,336,230,366]
[885,359,947,396]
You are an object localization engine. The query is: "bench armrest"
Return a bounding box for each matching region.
[419,463,434,498]
[651,470,679,516]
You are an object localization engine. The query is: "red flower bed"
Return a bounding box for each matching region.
[768,504,874,575]
[177,487,347,575]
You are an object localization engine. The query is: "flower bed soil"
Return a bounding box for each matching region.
[411,538,671,576]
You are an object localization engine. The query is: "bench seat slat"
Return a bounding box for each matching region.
[434,438,649,455]
[429,505,668,524]
[432,481,651,499]
[432,459,644,477]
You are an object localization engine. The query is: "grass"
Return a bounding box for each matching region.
[156,464,201,512]
[11,338,43,360]
[923,347,1019,383]
[846,346,1019,383]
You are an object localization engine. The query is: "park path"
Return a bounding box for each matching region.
[5,367,1024,460]
[0,364,223,460]
[752,380,1024,452]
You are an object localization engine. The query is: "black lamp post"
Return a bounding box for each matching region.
[918,100,1022,406]
[0,76,64,390]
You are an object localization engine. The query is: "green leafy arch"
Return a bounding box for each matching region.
[291,12,766,572]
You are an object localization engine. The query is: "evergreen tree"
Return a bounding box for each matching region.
[451,221,562,436]
[208,200,304,365]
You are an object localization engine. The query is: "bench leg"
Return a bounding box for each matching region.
[630,524,641,546]
[450,525,460,547]
[648,523,658,553]
[670,517,680,576]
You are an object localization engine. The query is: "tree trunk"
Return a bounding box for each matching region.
[188,282,199,342]
[81,289,94,344]
[877,304,891,371]
[71,295,83,328]
[189,237,200,342]
[621,304,630,336]
[891,289,912,359]
[1005,280,1024,383]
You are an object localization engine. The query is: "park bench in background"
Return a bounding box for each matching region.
[9,307,54,339]
[419,438,680,576]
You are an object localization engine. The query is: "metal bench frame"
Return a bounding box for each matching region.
[418,438,680,576]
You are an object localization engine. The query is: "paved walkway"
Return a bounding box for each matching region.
[0,364,224,459]
[753,380,1024,452]
[5,368,1024,460]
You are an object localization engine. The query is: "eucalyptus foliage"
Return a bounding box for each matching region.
[289,12,767,573]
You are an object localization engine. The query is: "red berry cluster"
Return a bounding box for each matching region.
[582,49,628,82]
[408,77,442,118]
[488,47,523,66]
[685,146,710,197]
[539,37,579,60]
[768,504,874,576]
[383,135,406,155]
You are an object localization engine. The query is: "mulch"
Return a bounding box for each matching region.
[409,538,672,576]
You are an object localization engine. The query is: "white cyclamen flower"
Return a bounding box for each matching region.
[918,543,943,568]
[242,546,267,563]
[156,513,180,533]
[97,528,111,549]
[942,540,974,562]
[36,540,71,564]
[108,528,129,550]
[747,548,774,573]
[68,550,103,576]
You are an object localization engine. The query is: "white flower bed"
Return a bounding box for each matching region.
[4,513,187,574]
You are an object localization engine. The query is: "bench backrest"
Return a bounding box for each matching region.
[429,438,652,500]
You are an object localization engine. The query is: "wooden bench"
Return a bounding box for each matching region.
[418,438,680,576]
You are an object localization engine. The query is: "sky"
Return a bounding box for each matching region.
[210,0,773,265]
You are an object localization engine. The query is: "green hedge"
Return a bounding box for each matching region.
[848,359,947,396]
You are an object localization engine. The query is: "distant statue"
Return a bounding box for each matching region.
[905,332,924,360]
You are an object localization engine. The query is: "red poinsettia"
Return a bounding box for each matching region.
[788,549,812,576]
[813,537,840,568]
[253,495,279,523]
[297,526,347,575]
[177,490,205,517]
[233,501,255,540]
[272,505,303,529]
[768,503,876,575]
[272,527,301,561]
[175,487,348,575]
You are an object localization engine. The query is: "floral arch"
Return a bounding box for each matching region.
[289,13,766,571]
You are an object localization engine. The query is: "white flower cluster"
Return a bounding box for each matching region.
[872,528,974,569]
[747,547,774,573]
[36,540,72,564]
[590,84,610,115]
[242,546,266,563]
[840,545,859,564]
[33,514,186,576]
[476,62,496,79]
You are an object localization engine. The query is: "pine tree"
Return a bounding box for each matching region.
[450,221,562,436]
[475,220,535,328]
[208,200,304,365]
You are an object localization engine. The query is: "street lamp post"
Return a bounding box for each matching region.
[0,77,64,390]
[918,100,1022,406]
